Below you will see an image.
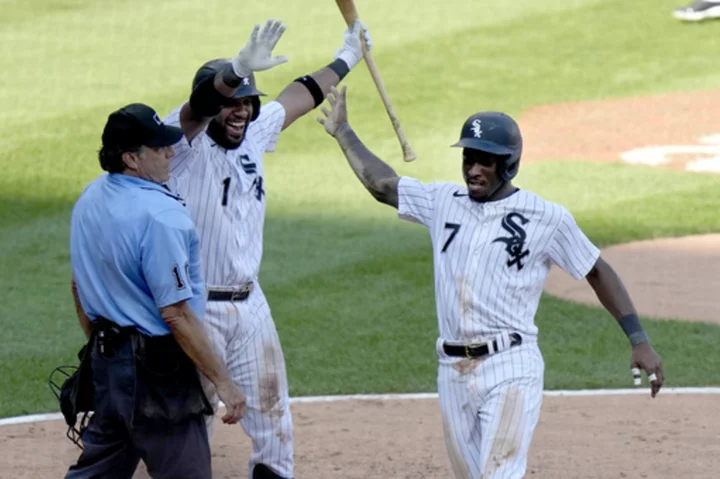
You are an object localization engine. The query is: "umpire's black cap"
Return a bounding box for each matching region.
[102,103,183,150]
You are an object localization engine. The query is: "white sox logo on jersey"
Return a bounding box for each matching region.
[238,154,265,201]
[492,212,530,270]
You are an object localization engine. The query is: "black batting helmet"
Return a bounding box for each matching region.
[192,58,266,121]
[451,111,523,182]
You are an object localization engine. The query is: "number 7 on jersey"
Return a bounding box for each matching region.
[442,222,461,253]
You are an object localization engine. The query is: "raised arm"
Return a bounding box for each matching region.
[318,85,399,208]
[180,19,289,142]
[276,21,371,131]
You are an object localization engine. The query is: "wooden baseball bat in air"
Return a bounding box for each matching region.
[334,0,417,162]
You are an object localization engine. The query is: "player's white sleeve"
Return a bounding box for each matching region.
[547,208,601,279]
[248,100,286,153]
[397,176,438,228]
[164,104,195,177]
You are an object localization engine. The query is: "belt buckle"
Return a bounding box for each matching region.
[465,343,483,359]
[230,283,252,301]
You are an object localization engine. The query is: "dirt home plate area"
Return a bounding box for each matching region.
[4,90,720,477]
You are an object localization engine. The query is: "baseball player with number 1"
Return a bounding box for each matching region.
[164,17,372,479]
[318,85,665,478]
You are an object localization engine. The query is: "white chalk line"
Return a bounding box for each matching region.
[2,387,719,427]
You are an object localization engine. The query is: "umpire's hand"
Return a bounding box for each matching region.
[216,380,247,424]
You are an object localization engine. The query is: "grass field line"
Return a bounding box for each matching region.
[2,387,719,428]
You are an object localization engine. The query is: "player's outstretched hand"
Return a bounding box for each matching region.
[630,343,664,398]
[215,380,247,424]
[232,18,288,78]
[317,85,349,137]
[334,20,372,70]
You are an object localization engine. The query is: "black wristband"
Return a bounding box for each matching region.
[221,66,243,88]
[294,75,325,108]
[618,314,649,346]
[327,58,350,81]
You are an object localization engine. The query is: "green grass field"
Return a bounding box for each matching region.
[2,0,720,417]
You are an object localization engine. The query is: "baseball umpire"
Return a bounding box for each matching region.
[317,85,665,478]
[62,102,246,478]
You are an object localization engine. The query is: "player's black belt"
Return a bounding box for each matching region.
[207,282,254,302]
[443,333,523,359]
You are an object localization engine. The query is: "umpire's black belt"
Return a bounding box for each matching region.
[207,282,254,302]
[443,333,522,359]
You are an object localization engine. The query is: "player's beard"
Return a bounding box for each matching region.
[207,118,246,150]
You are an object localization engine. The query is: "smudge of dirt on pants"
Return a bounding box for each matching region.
[455,276,474,339]
[276,427,291,445]
[441,409,471,479]
[452,358,483,376]
[484,386,524,477]
[259,343,284,419]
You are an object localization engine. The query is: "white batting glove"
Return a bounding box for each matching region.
[334,20,373,70]
[231,18,289,78]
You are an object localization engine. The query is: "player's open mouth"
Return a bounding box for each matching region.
[227,119,246,136]
[467,178,485,187]
[467,178,488,195]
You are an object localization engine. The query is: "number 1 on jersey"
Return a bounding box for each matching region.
[442,222,461,253]
[221,177,231,206]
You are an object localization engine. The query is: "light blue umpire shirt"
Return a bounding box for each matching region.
[70,173,206,337]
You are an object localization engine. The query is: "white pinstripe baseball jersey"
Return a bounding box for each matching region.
[164,100,295,477]
[397,177,600,343]
[164,101,286,288]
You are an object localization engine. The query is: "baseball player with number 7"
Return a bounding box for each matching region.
[318,85,665,478]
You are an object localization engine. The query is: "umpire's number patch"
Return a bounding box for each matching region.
[172,262,189,290]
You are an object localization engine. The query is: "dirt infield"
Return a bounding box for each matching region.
[2,393,719,478]
[4,90,720,478]
[522,89,720,323]
[520,89,720,173]
[545,234,720,323]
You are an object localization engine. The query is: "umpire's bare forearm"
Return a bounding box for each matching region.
[71,278,92,339]
[160,301,233,388]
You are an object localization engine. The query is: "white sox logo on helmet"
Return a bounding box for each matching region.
[471,119,483,138]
